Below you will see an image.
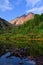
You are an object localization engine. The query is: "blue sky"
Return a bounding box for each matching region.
[0,0,43,21]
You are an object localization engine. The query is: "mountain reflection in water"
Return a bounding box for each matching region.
[0,52,36,65]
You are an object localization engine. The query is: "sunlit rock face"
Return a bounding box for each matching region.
[10,13,34,26]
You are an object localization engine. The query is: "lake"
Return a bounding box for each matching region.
[0,52,36,65]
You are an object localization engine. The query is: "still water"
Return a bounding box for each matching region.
[0,52,36,65]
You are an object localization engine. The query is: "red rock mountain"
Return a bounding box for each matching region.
[10,13,34,25]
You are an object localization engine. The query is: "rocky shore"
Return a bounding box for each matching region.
[6,47,30,58]
[6,48,43,65]
[0,47,43,65]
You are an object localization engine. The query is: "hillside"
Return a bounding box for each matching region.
[0,18,12,33]
[10,14,43,35]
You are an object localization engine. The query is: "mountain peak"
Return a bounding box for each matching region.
[10,13,34,25]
